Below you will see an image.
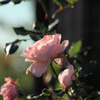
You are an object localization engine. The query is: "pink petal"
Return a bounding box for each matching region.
[27,45,33,51]
[25,58,34,62]
[58,40,69,53]
[26,60,51,77]
[54,58,67,66]
[20,50,29,58]
[56,34,61,41]
[39,34,61,51]
[20,45,35,60]
[67,64,74,70]
[41,34,61,44]
[58,71,65,84]
[47,34,61,47]
[67,64,77,80]
[33,45,58,61]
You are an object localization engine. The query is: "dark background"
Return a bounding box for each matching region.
[37,0,100,91]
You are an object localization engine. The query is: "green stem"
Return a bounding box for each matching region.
[37,0,52,23]
[58,95,64,100]
[50,62,58,77]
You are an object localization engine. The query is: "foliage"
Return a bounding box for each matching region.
[0,0,100,100]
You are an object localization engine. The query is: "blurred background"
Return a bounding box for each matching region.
[0,0,100,99]
[0,0,36,99]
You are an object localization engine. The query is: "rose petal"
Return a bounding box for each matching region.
[36,34,61,53]
[4,77,17,89]
[25,58,34,62]
[0,79,19,100]
[33,45,58,61]
[67,64,74,71]
[58,40,69,53]
[54,58,67,66]
[41,34,61,45]
[40,34,61,50]
[26,60,51,77]
[58,71,65,84]
[47,34,61,48]
[20,50,29,58]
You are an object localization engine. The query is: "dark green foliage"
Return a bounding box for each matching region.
[67,0,78,3]
[53,0,68,7]
[11,0,22,4]
[0,0,10,5]
[26,89,51,100]
[34,22,46,33]
[0,0,22,5]
[53,0,78,7]
[13,27,35,36]
[13,27,42,41]
[53,89,65,96]
[13,19,59,42]
[1,0,99,100]
[79,61,96,78]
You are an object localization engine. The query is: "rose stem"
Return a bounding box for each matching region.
[50,63,58,77]
[37,0,52,23]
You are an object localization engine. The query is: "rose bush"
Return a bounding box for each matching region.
[58,64,77,91]
[21,34,69,77]
[0,77,19,100]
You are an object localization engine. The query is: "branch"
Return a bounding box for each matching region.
[50,62,58,77]
[52,4,71,19]
[37,0,52,23]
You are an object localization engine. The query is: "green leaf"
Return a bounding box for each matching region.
[77,47,92,57]
[58,93,68,100]
[0,0,22,5]
[4,39,26,55]
[51,61,61,77]
[13,27,42,41]
[53,0,63,6]
[42,92,51,96]
[27,89,51,100]
[30,35,41,41]
[41,89,51,97]
[53,0,68,7]
[79,61,96,78]
[54,81,62,90]
[4,39,21,55]
[0,0,10,5]
[52,61,61,69]
[13,27,34,36]
[34,22,46,33]
[54,89,65,96]
[10,0,22,4]
[67,0,78,3]
[68,40,82,57]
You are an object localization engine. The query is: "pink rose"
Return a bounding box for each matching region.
[58,64,76,91]
[4,77,18,89]
[0,77,19,100]
[21,34,69,77]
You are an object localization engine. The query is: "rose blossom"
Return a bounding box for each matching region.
[21,34,69,77]
[0,77,19,100]
[58,64,77,91]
